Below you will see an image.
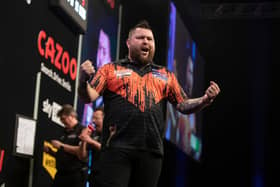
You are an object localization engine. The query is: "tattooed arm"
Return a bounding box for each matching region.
[78,60,101,103]
[176,81,220,114]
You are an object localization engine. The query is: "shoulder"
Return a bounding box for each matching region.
[76,123,85,132]
[151,63,173,76]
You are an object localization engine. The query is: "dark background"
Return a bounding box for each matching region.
[120,0,278,187]
[1,0,278,186]
[1,0,79,186]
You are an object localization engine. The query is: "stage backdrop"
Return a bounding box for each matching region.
[1,0,85,186]
[165,1,205,161]
[77,0,119,126]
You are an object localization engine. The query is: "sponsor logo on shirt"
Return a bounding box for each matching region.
[114,70,132,78]
[152,69,168,81]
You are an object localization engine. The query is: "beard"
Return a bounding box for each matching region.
[129,46,155,64]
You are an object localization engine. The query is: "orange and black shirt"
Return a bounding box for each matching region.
[89,58,187,155]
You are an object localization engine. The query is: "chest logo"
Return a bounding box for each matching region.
[152,70,168,82]
[115,70,132,78]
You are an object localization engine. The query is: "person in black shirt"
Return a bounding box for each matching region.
[78,107,104,187]
[44,104,87,187]
[78,20,220,187]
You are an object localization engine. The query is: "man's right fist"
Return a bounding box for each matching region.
[79,60,96,82]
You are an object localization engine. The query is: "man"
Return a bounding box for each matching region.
[78,107,104,187]
[79,107,104,157]
[78,20,220,187]
[44,104,87,187]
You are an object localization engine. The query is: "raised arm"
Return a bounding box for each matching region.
[78,141,88,161]
[80,127,101,150]
[176,81,220,114]
[78,60,100,103]
[78,127,102,160]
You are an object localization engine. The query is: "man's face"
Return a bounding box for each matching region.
[92,110,104,133]
[97,30,111,69]
[127,28,155,64]
[60,114,76,129]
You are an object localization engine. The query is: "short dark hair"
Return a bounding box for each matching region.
[128,20,152,38]
[57,104,77,118]
[94,106,104,116]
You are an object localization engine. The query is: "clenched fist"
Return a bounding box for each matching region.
[203,81,220,104]
[79,59,96,82]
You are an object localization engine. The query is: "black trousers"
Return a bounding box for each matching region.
[92,148,163,187]
[52,169,87,187]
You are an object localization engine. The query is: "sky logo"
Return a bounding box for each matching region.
[42,99,64,127]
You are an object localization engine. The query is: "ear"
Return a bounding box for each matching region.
[126,39,130,48]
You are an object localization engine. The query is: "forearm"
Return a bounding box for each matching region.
[85,138,101,151]
[177,94,212,114]
[78,81,99,103]
[78,81,92,103]
[60,143,80,156]
[78,141,88,161]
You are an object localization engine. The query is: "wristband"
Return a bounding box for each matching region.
[87,74,94,83]
[88,123,95,132]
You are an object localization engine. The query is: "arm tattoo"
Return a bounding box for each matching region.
[177,96,207,114]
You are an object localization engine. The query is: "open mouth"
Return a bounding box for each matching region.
[141,47,149,55]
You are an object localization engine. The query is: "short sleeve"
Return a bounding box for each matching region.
[166,72,187,105]
[88,64,110,95]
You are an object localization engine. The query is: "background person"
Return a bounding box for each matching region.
[44,104,87,187]
[78,107,104,187]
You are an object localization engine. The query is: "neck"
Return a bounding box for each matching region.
[128,56,151,67]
